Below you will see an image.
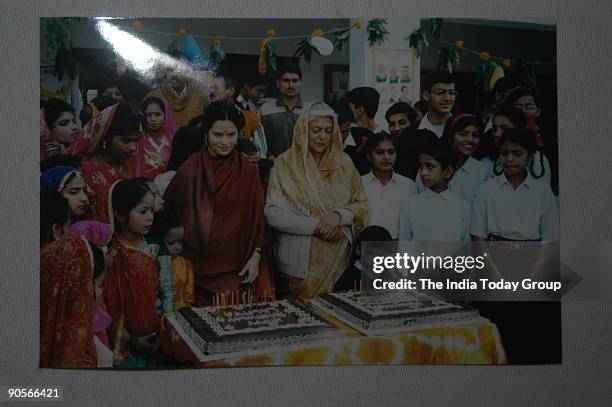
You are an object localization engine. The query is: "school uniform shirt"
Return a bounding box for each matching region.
[415,156,491,205]
[362,171,417,238]
[481,151,552,192]
[398,188,471,242]
[470,173,560,241]
[418,113,447,139]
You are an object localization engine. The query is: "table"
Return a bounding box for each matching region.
[160,309,507,366]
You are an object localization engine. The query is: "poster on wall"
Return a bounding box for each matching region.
[371,48,418,125]
[40,65,71,104]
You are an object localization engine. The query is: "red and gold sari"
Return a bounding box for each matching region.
[40,233,97,368]
[102,239,160,339]
[78,104,166,223]
[164,148,275,306]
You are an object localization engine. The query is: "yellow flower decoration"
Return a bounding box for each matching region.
[266,28,276,38]
[178,27,187,37]
[353,20,362,29]
[479,51,491,61]
[312,28,324,37]
[502,58,512,68]
[212,36,221,45]
[133,19,143,31]
[454,40,464,48]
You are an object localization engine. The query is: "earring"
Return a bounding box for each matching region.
[102,140,107,150]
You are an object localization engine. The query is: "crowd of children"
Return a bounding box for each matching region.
[39,62,560,367]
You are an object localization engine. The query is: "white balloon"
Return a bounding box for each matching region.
[309,36,334,56]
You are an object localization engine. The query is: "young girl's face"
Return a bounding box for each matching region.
[53,111,79,146]
[106,132,141,162]
[368,140,396,172]
[145,103,165,131]
[452,124,481,157]
[499,141,532,177]
[207,120,239,157]
[61,174,90,216]
[123,192,155,236]
[147,181,165,212]
[164,226,185,258]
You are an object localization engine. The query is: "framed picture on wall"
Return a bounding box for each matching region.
[324,64,349,105]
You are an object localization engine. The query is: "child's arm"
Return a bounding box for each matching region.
[184,260,195,307]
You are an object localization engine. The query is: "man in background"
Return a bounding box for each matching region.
[258,63,306,159]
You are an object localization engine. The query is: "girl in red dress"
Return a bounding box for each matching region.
[102,178,161,363]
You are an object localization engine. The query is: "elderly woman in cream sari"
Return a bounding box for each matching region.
[265,102,368,301]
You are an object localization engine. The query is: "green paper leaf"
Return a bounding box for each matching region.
[406,28,429,58]
[430,18,444,39]
[367,19,390,47]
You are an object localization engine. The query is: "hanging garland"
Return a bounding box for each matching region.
[333,21,361,54]
[294,29,323,64]
[210,37,226,66]
[430,18,444,39]
[406,28,429,58]
[367,19,390,47]
[437,44,460,73]
[258,29,278,75]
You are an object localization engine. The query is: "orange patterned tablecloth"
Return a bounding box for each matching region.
[160,312,507,367]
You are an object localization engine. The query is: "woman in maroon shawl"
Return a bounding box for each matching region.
[164,101,274,306]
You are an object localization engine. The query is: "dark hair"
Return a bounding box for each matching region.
[216,73,240,94]
[414,100,428,115]
[347,87,380,119]
[90,244,106,281]
[349,126,374,146]
[496,127,544,179]
[366,131,396,153]
[331,102,353,125]
[506,87,539,108]
[241,72,267,87]
[277,63,302,80]
[498,127,538,154]
[258,158,274,181]
[105,103,143,141]
[385,102,417,123]
[444,114,482,144]
[167,126,203,171]
[492,76,527,95]
[477,91,496,111]
[359,225,392,242]
[422,71,454,92]
[236,138,259,155]
[418,132,455,171]
[188,114,205,127]
[110,178,152,231]
[149,210,183,241]
[92,95,118,111]
[142,96,165,113]
[493,106,528,128]
[44,98,75,128]
[40,154,81,172]
[200,100,245,137]
[40,187,71,246]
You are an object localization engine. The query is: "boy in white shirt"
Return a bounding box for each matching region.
[361,132,416,239]
[399,141,471,242]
